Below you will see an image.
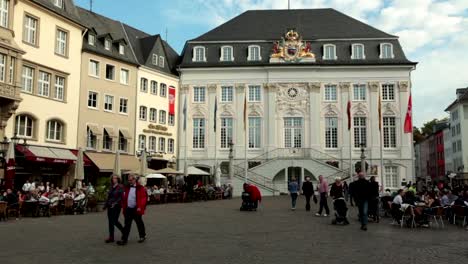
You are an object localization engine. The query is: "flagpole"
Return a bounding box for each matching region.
[214,96,217,174]
[347,100,353,181]
[379,87,384,190]
[183,94,188,178]
[244,93,248,183]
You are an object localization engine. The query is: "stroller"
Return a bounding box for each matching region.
[331,198,349,225]
[240,192,257,211]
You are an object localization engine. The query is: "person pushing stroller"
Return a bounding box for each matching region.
[330,177,349,225]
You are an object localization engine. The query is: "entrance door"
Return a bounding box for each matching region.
[284,117,303,148]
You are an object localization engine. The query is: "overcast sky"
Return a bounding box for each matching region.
[76,0,468,127]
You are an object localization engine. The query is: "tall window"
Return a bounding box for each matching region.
[193,118,205,149]
[138,135,146,151]
[159,110,166,124]
[15,115,34,138]
[325,117,338,148]
[86,127,97,149]
[140,78,148,92]
[353,117,366,148]
[118,131,127,152]
[8,57,15,84]
[102,130,112,151]
[382,84,395,101]
[139,106,147,120]
[220,117,233,149]
[248,45,261,61]
[248,85,261,102]
[104,95,114,111]
[88,91,98,108]
[46,120,63,142]
[193,86,206,102]
[38,71,50,97]
[104,39,111,50]
[168,114,175,126]
[120,69,129,85]
[284,117,303,148]
[55,29,67,56]
[119,98,128,114]
[324,85,337,101]
[21,66,34,93]
[380,43,393,59]
[148,136,156,152]
[160,83,167,97]
[54,76,65,101]
[384,166,398,189]
[221,86,233,102]
[193,46,206,62]
[23,15,38,45]
[248,117,261,148]
[89,60,100,77]
[168,139,174,153]
[88,33,95,46]
[0,0,9,28]
[105,64,115,80]
[159,56,164,67]
[150,81,158,94]
[119,44,125,55]
[221,46,233,61]
[383,117,397,148]
[158,138,165,152]
[351,44,365,59]
[152,54,158,65]
[149,108,157,122]
[353,84,366,101]
[0,53,5,82]
[323,44,336,60]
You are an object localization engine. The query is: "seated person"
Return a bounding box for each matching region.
[74,190,85,202]
[38,192,50,203]
[391,189,404,223]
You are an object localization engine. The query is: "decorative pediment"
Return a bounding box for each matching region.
[323,104,340,117]
[352,102,368,116]
[220,104,235,117]
[248,103,263,117]
[191,104,207,118]
[382,102,399,116]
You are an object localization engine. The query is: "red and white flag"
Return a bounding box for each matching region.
[168,86,176,115]
[404,93,413,134]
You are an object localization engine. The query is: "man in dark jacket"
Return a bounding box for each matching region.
[117,174,147,245]
[301,177,314,211]
[353,172,371,231]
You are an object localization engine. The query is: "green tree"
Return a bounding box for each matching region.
[421,118,439,135]
[413,126,425,143]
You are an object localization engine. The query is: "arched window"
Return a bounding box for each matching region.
[148,136,157,152]
[140,78,148,92]
[15,115,35,138]
[149,108,157,122]
[168,139,175,153]
[159,110,166,124]
[139,106,147,120]
[351,43,365,59]
[193,46,206,62]
[323,44,337,60]
[220,46,234,62]
[248,45,261,61]
[46,119,64,142]
[138,135,146,151]
[380,43,394,59]
[158,137,166,152]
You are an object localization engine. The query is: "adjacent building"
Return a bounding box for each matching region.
[445,87,468,184]
[5,0,84,187]
[177,9,416,195]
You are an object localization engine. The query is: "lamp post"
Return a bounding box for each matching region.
[360,143,366,176]
[228,140,234,181]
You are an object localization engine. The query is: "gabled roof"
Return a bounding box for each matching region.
[192,9,396,42]
[31,0,84,27]
[445,87,468,111]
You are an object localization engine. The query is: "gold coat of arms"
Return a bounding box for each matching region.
[270,30,315,63]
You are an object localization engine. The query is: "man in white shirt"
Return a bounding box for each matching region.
[393,190,404,205]
[22,180,32,192]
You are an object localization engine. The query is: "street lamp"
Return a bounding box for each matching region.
[228,140,234,180]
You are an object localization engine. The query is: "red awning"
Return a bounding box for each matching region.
[70,150,93,166]
[15,145,92,166]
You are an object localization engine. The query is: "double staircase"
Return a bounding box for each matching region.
[232,148,352,195]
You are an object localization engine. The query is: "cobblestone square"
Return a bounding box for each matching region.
[1,196,467,264]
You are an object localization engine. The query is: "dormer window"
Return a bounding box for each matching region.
[323,44,337,60]
[351,44,365,59]
[88,33,95,46]
[119,44,125,55]
[159,56,164,68]
[380,43,394,59]
[248,45,261,61]
[53,0,63,8]
[104,39,111,51]
[193,46,206,62]
[220,46,234,62]
[152,54,158,65]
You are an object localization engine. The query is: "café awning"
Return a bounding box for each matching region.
[87,124,101,135]
[104,127,117,138]
[119,129,132,139]
[16,145,81,165]
[85,152,140,172]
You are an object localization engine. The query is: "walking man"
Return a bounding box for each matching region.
[354,172,371,231]
[302,176,314,211]
[117,174,147,245]
[288,177,299,210]
[315,175,330,217]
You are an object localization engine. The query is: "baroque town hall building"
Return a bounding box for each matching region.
[177,9,416,195]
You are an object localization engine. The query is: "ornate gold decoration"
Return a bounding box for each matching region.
[270,30,315,62]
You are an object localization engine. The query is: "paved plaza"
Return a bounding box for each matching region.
[1,196,467,264]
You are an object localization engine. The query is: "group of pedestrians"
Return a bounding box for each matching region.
[287,172,379,231]
[104,174,147,245]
